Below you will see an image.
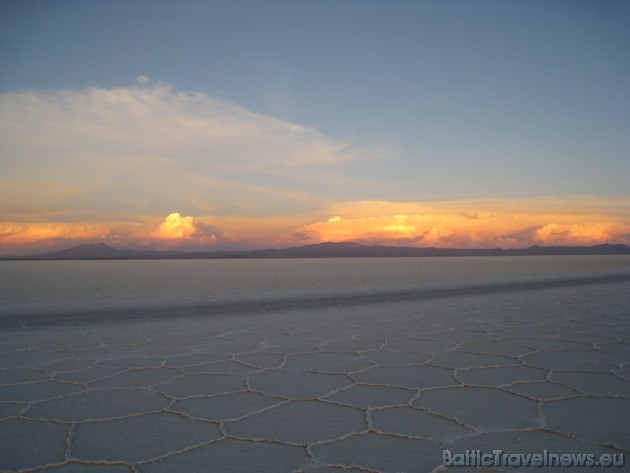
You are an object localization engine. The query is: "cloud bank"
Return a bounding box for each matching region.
[1,80,628,254]
[291,198,630,248]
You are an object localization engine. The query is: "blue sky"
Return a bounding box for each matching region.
[1,0,629,252]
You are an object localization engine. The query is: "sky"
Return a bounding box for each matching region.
[1,0,629,254]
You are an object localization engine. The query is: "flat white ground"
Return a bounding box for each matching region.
[1,282,629,472]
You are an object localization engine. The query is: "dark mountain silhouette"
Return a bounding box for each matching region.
[4,242,630,260]
[44,243,122,258]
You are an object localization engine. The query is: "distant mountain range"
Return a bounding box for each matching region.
[4,241,630,260]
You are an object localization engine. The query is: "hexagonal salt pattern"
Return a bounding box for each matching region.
[1,280,629,472]
[71,412,222,462]
[0,418,67,470]
[310,432,443,473]
[139,439,310,473]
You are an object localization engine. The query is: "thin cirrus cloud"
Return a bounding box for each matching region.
[0,77,387,222]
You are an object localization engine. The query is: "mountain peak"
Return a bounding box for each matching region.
[49,242,119,257]
[72,243,114,250]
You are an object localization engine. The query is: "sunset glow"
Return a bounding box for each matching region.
[291,199,630,249]
[0,2,628,256]
[0,223,109,245]
[1,196,628,255]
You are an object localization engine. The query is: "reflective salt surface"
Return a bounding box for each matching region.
[0,257,629,472]
[1,256,629,322]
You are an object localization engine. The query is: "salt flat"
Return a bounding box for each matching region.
[1,281,629,472]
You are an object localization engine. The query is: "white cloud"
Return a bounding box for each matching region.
[136,75,151,85]
[0,81,395,222]
[154,212,197,239]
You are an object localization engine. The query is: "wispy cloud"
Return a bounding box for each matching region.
[0,79,392,225]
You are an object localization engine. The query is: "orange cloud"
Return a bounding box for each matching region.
[534,223,618,246]
[290,198,630,248]
[0,222,119,255]
[0,223,109,245]
[148,213,223,248]
[0,213,220,255]
[2,198,629,255]
[154,213,197,239]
